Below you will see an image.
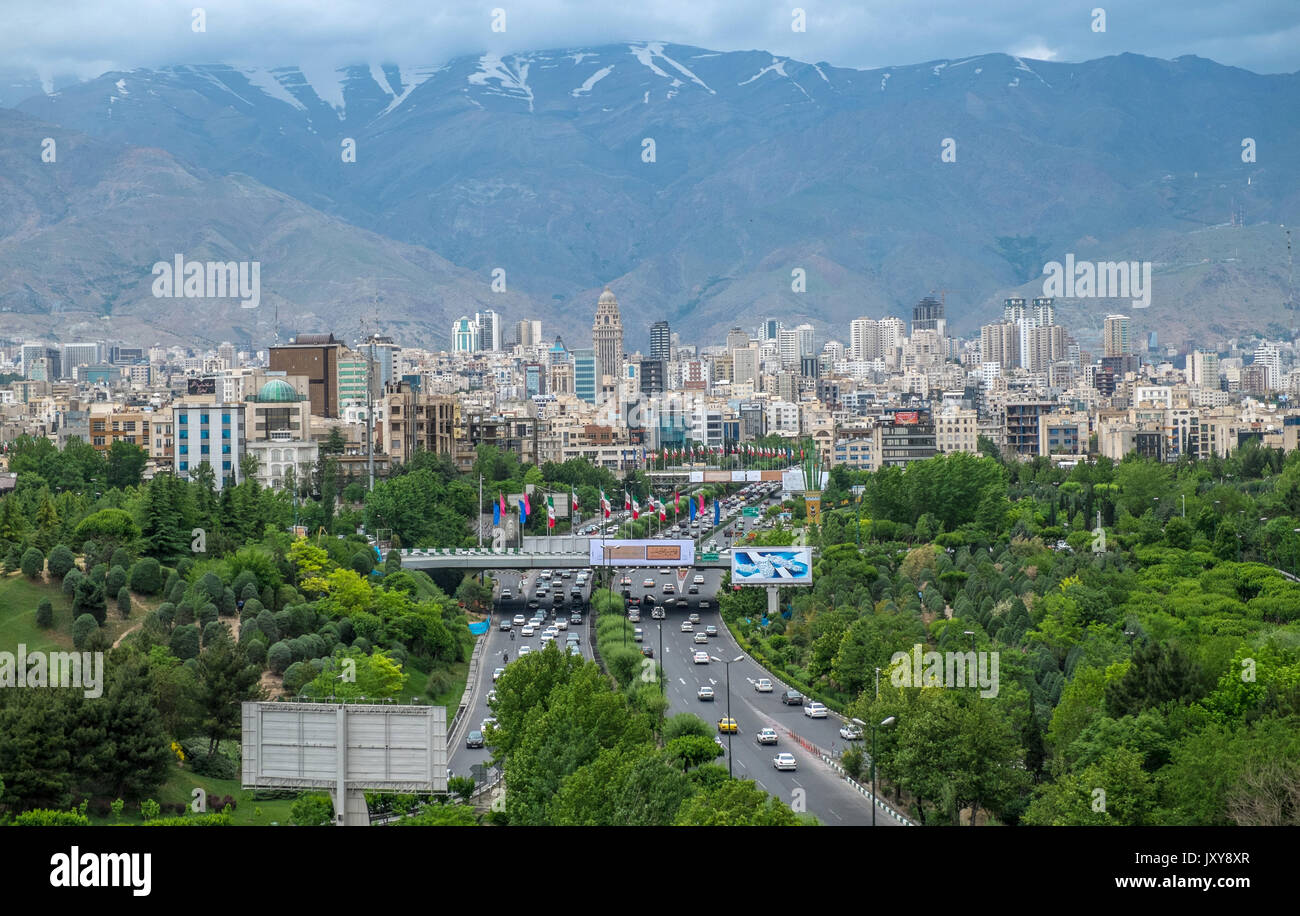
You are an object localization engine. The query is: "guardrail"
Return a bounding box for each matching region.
[449,631,487,742]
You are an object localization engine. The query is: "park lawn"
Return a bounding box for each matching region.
[85,757,300,826]
[0,571,159,652]
[402,654,469,708]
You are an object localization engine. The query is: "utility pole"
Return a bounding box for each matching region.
[478,473,484,548]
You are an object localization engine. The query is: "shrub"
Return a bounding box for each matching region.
[256,610,280,644]
[47,545,77,580]
[170,624,202,660]
[62,567,83,597]
[3,545,21,574]
[282,661,315,693]
[198,603,219,628]
[73,576,107,625]
[221,587,237,617]
[156,602,176,627]
[127,557,163,595]
[290,794,334,826]
[202,620,229,648]
[350,552,373,576]
[142,813,233,826]
[35,598,54,629]
[88,797,113,818]
[71,614,99,650]
[425,668,455,697]
[267,641,293,674]
[231,570,260,599]
[243,639,268,667]
[20,547,44,579]
[176,557,195,579]
[105,565,127,597]
[239,598,264,621]
[13,809,90,826]
[175,601,196,626]
[109,547,131,570]
[117,586,132,619]
[198,571,225,605]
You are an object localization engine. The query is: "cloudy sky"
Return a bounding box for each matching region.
[7,0,1299,81]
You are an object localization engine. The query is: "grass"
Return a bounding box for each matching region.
[82,755,300,826]
[0,570,159,653]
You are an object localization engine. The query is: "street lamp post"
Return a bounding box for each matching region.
[712,654,744,777]
[871,715,897,827]
[874,666,881,701]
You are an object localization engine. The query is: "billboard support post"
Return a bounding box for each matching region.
[767,586,779,618]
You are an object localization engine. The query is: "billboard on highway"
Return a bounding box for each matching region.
[730,546,813,585]
[590,538,695,567]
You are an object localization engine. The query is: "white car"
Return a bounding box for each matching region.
[697,685,715,701]
[512,614,526,626]
[481,717,497,731]
[689,613,700,624]
[839,723,864,740]
[693,651,710,664]
[519,645,532,656]
[555,618,569,631]
[643,578,656,588]
[773,753,797,771]
[543,627,559,638]
[492,667,505,681]
[755,678,773,693]
[694,632,709,644]
[693,574,705,585]
[540,634,555,645]
[521,625,535,637]
[756,727,779,746]
[681,621,694,633]
[803,702,828,719]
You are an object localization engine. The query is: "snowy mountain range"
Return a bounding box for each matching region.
[1,43,1298,349]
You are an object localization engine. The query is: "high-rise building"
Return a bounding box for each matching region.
[762,319,782,341]
[1027,325,1067,373]
[514,319,542,349]
[732,345,759,386]
[911,296,946,337]
[451,316,480,353]
[217,341,237,370]
[980,321,1020,370]
[476,310,501,351]
[849,318,880,360]
[573,348,597,404]
[1189,349,1220,389]
[173,400,246,489]
[726,328,751,352]
[269,333,345,418]
[1003,297,1027,323]
[1103,314,1131,358]
[878,317,906,355]
[21,344,61,380]
[1253,343,1281,392]
[63,342,100,376]
[639,358,666,394]
[649,320,671,362]
[1032,297,1056,328]
[592,287,624,385]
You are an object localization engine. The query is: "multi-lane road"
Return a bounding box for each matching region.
[446,485,901,825]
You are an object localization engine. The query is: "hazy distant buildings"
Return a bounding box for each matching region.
[573,348,597,404]
[1104,314,1131,358]
[911,296,946,337]
[476,309,501,351]
[514,319,542,349]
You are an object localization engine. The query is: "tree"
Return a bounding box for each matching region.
[47,545,77,580]
[127,557,163,595]
[20,547,44,580]
[169,624,202,660]
[673,779,803,825]
[73,574,107,624]
[194,631,263,755]
[72,614,99,650]
[290,794,335,826]
[35,599,54,629]
[96,659,173,800]
[117,586,132,619]
[106,565,128,596]
[1105,640,1203,718]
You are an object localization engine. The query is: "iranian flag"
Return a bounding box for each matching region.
[624,491,632,510]
[658,500,667,522]
[547,494,556,529]
[674,490,680,511]
[632,497,640,520]
[601,490,611,519]
[571,489,579,511]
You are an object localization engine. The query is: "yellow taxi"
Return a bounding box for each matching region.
[717,717,738,734]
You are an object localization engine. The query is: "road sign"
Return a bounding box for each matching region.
[742,507,759,517]
[701,552,719,562]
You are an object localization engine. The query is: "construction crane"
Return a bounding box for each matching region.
[929,288,964,309]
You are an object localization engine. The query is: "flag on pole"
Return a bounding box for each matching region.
[498,492,506,515]
[698,493,705,514]
[601,490,611,519]
[689,498,697,522]
[624,491,632,510]
[524,492,531,515]
[493,500,501,527]
[632,497,640,520]
[674,490,680,510]
[547,494,556,529]
[658,498,666,522]
[571,489,579,511]
[519,498,528,522]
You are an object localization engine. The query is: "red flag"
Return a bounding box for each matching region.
[674,490,680,509]
[624,491,631,510]
[498,492,505,514]
[524,492,531,515]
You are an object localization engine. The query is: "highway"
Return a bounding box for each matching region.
[444,482,902,825]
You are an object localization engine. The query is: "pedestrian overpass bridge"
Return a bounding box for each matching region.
[397,546,733,571]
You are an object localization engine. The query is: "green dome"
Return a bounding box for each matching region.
[257,379,298,403]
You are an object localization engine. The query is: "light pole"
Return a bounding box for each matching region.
[874,666,881,701]
[871,715,897,827]
[658,622,665,696]
[712,654,744,777]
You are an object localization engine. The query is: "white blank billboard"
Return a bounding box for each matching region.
[241,702,447,793]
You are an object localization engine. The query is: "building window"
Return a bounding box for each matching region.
[179,445,188,455]
[179,430,188,440]
[200,414,208,423]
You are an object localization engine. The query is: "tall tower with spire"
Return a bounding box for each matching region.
[592,286,624,383]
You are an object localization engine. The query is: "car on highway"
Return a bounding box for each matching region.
[621,576,633,587]
[803,701,828,718]
[527,599,539,610]
[543,626,558,638]
[755,678,773,692]
[697,600,711,610]
[688,584,699,594]
[633,627,644,642]
[839,723,864,740]
[781,689,803,705]
[663,583,675,594]
[568,644,582,656]
[499,618,512,631]
[500,589,512,600]
[540,633,555,646]
[519,645,532,656]
[697,685,715,701]
[569,612,583,624]
[492,667,505,681]
[773,753,797,771]
[717,717,738,734]
[627,609,641,622]
[694,632,709,644]
[705,625,718,637]
[693,574,705,585]
[651,606,665,619]
[481,717,497,731]
[688,613,700,624]
[487,689,497,705]
[539,570,552,581]
[641,645,654,658]
[755,727,779,745]
[660,567,672,576]
[675,599,689,609]
[681,621,694,632]
[466,730,485,749]
[693,651,710,664]
[642,578,655,588]
[521,624,534,637]
[512,614,526,626]
[555,618,568,630]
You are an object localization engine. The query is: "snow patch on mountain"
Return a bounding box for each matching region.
[369,63,398,99]
[468,53,535,111]
[572,65,614,96]
[241,67,308,112]
[378,65,442,116]
[628,42,714,94]
[738,58,788,85]
[297,63,349,117]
